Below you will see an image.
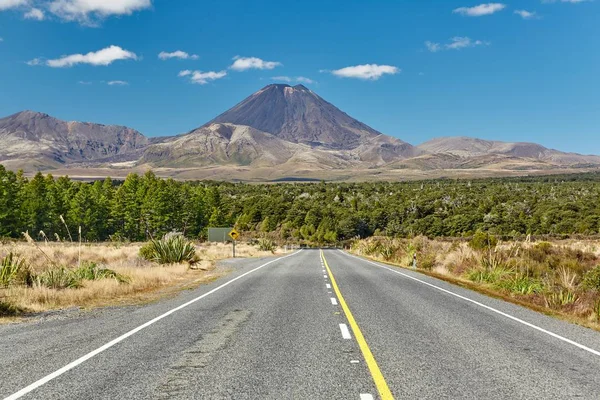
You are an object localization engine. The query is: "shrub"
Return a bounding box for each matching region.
[0,253,28,287]
[582,266,600,290]
[140,232,197,265]
[468,265,513,284]
[545,290,578,309]
[73,262,129,284]
[0,300,21,316]
[257,238,276,253]
[496,275,544,295]
[469,231,498,251]
[34,267,82,289]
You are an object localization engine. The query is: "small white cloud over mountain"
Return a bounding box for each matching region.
[179,70,227,85]
[230,56,282,71]
[330,64,399,80]
[453,3,506,16]
[158,51,198,60]
[30,45,138,68]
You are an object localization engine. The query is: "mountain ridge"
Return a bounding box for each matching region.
[1,85,599,179]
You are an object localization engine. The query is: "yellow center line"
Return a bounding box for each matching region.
[320,250,395,400]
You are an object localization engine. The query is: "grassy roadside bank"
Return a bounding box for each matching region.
[0,239,281,320]
[349,236,600,331]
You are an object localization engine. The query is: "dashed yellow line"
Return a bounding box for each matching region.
[320,250,395,400]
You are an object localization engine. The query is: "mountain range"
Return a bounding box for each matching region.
[1,84,598,181]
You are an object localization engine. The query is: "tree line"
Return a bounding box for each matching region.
[1,165,599,243]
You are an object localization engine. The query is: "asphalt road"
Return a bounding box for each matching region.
[1,249,600,399]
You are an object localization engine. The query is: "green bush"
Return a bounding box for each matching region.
[34,267,82,289]
[469,231,498,251]
[0,300,21,316]
[0,253,28,287]
[73,262,129,284]
[582,266,600,290]
[139,232,197,264]
[496,275,544,295]
[468,265,513,284]
[257,238,276,253]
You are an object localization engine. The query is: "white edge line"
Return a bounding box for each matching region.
[360,394,374,400]
[3,250,303,400]
[339,323,352,339]
[331,297,338,305]
[326,284,331,289]
[340,250,600,358]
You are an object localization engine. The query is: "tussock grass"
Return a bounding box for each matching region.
[0,241,281,317]
[139,233,197,265]
[351,236,600,329]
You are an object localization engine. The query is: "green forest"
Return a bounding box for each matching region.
[1,164,599,243]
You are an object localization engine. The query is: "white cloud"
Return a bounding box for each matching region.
[26,58,43,65]
[107,80,128,86]
[179,70,227,85]
[296,76,314,84]
[515,9,539,19]
[230,56,282,71]
[272,76,292,82]
[48,0,151,24]
[446,36,488,50]
[34,45,138,68]
[425,41,442,53]
[158,50,198,60]
[453,3,506,16]
[426,37,490,52]
[330,64,399,80]
[78,80,92,85]
[0,0,27,11]
[24,8,45,20]
[272,76,314,84]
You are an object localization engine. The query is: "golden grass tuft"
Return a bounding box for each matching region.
[0,241,284,317]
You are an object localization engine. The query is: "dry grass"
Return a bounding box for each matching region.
[351,236,600,330]
[0,241,282,318]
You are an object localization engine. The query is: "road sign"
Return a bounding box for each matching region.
[208,228,234,243]
[229,229,240,241]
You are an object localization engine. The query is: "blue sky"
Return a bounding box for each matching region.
[0,0,598,154]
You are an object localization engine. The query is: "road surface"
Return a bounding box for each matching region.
[1,249,600,399]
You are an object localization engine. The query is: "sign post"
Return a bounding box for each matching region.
[228,228,240,258]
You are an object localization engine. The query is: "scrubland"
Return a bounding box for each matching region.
[0,239,279,318]
[351,235,600,329]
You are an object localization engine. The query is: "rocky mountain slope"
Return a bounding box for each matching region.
[0,86,599,179]
[418,137,600,167]
[0,111,149,169]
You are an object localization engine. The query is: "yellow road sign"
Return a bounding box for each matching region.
[228,229,240,241]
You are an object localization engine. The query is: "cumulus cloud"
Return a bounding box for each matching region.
[426,37,490,52]
[32,45,138,68]
[158,50,198,60]
[107,80,128,85]
[295,76,314,84]
[230,56,282,71]
[48,0,151,24]
[272,76,314,84]
[453,3,506,16]
[425,41,442,53]
[515,9,539,19]
[330,64,399,80]
[179,70,227,85]
[24,8,45,20]
[26,58,43,65]
[0,0,27,10]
